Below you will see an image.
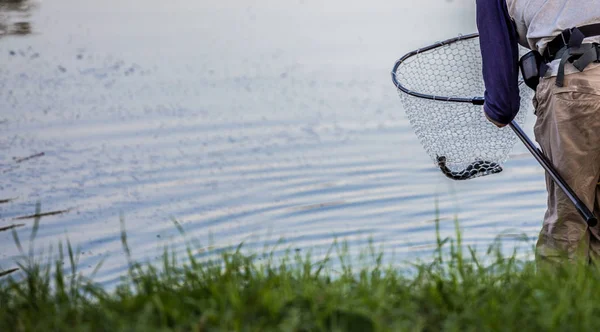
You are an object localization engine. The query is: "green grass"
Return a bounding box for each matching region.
[1,212,599,331]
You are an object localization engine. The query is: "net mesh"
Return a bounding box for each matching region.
[393,36,534,180]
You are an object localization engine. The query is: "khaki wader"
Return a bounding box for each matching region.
[534,65,600,265]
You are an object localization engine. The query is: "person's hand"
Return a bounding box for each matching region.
[484,111,507,128]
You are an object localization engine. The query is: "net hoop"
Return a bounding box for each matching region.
[391,33,484,105]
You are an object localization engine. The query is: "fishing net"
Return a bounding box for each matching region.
[391,34,534,180]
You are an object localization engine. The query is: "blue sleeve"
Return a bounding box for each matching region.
[476,0,521,125]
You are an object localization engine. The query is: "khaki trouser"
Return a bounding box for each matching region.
[534,65,600,266]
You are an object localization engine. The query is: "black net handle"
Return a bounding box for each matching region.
[390,33,485,106]
[509,122,597,227]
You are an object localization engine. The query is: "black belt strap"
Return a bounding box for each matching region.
[544,23,600,60]
[555,43,600,87]
[573,43,600,72]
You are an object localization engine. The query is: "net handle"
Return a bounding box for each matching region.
[391,33,484,105]
[509,121,598,227]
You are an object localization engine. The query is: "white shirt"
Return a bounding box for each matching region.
[506,0,600,76]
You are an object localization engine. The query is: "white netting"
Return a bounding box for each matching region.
[393,36,534,179]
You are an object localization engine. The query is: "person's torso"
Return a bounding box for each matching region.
[506,0,600,76]
[506,0,600,52]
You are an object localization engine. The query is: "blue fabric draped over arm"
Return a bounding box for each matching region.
[476,0,521,125]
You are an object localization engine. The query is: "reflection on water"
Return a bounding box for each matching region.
[0,0,33,37]
[0,0,545,287]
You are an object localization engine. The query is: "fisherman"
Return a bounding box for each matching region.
[476,0,600,265]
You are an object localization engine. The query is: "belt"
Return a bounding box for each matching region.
[540,24,600,87]
[550,43,600,87]
[543,23,600,61]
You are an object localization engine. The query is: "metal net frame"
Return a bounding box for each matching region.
[391,33,534,180]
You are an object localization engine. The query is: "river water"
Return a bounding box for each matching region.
[0,0,544,285]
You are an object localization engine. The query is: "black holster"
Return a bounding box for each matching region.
[519,50,544,90]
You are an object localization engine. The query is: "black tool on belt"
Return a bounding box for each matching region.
[519,23,600,90]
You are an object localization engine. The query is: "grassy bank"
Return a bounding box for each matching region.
[1,216,599,331]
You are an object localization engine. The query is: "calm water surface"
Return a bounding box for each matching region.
[1,0,544,285]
